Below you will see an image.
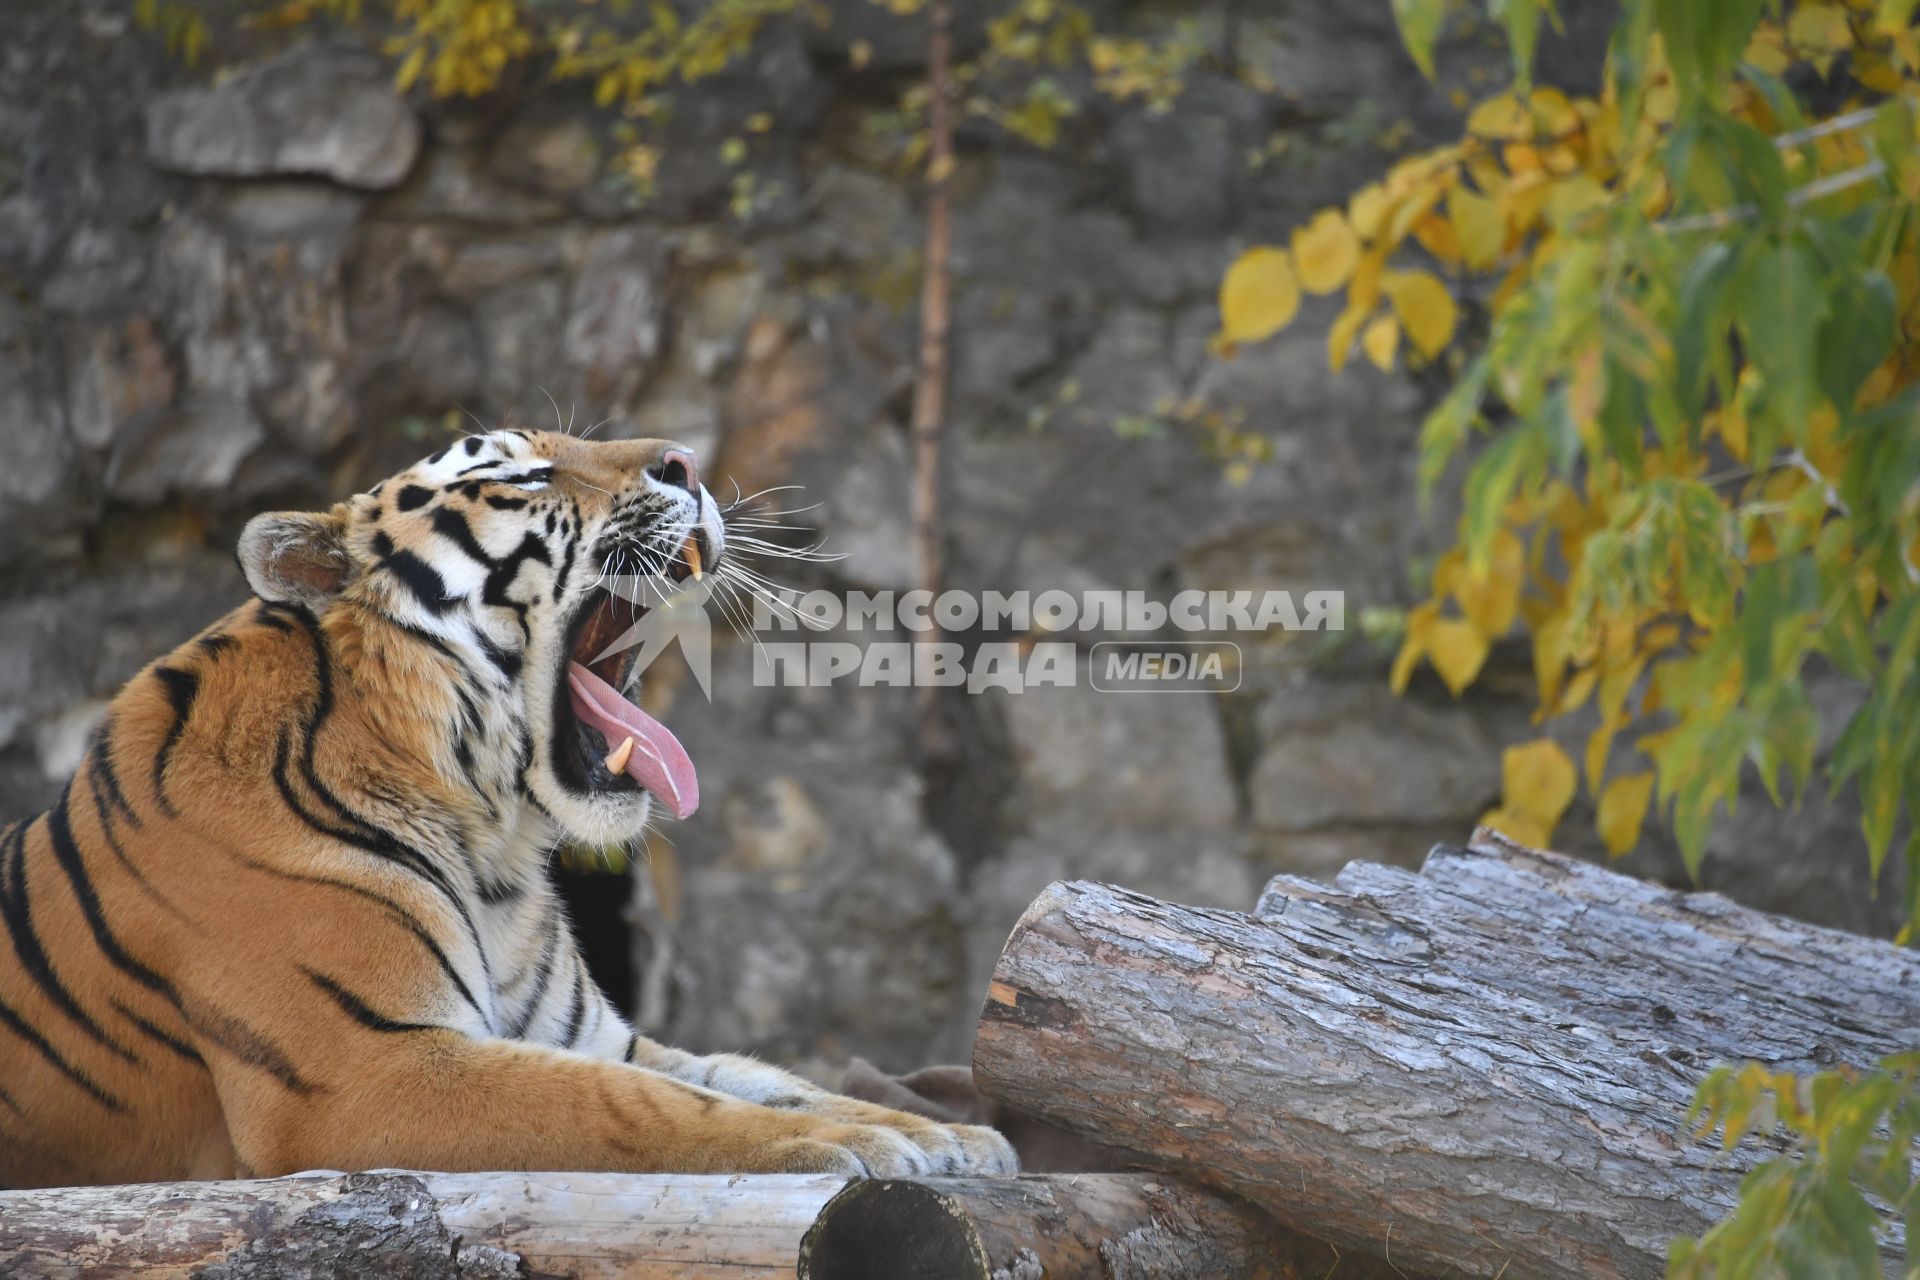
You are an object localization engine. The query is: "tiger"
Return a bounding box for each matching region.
[0,430,1016,1190]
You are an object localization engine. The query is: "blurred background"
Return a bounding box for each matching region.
[0,0,1900,1081]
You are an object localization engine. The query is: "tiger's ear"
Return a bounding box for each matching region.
[238,507,355,609]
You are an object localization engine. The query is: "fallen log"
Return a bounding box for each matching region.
[797,1173,1389,1280]
[0,1169,847,1279]
[972,830,1918,1280]
[0,1168,1340,1280]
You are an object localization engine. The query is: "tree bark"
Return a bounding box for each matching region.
[972,830,1917,1280]
[910,0,955,759]
[0,1170,847,1279]
[798,1173,1393,1280]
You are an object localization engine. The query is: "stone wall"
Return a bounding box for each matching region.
[0,0,1898,1075]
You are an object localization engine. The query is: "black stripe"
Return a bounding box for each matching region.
[0,992,126,1112]
[560,967,587,1047]
[551,533,577,603]
[255,601,295,632]
[230,851,490,1031]
[84,759,193,926]
[0,818,139,1063]
[505,924,559,1040]
[490,469,554,488]
[198,633,236,658]
[150,665,200,817]
[0,1081,20,1116]
[114,1000,204,1066]
[45,795,177,1002]
[483,533,551,644]
[396,484,433,511]
[475,634,522,681]
[431,506,494,568]
[456,459,497,477]
[624,1031,639,1064]
[381,549,460,614]
[278,610,488,974]
[486,495,529,511]
[463,435,484,456]
[184,1003,318,1095]
[267,730,485,981]
[477,874,524,906]
[89,726,142,830]
[303,969,444,1035]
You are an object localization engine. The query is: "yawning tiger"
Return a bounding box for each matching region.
[0,430,1016,1189]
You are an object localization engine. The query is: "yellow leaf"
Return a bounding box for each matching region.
[1428,618,1489,695]
[1449,187,1504,270]
[1597,771,1654,856]
[1479,805,1551,850]
[1597,655,1645,727]
[1546,174,1610,228]
[1362,314,1400,371]
[1348,184,1389,240]
[1328,301,1370,372]
[1383,269,1457,359]
[1385,177,1449,244]
[1567,344,1607,434]
[1787,4,1853,53]
[1644,81,1678,125]
[1467,93,1532,141]
[1557,664,1598,715]
[1502,738,1577,827]
[1292,210,1361,294]
[1348,251,1385,312]
[1448,528,1523,635]
[1743,25,1789,75]
[1391,602,1438,694]
[397,45,428,91]
[1528,87,1581,138]
[1532,612,1571,709]
[1218,247,1300,345]
[1412,211,1461,263]
[1584,718,1614,794]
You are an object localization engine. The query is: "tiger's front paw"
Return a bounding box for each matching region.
[765,1119,1016,1177]
[915,1120,1019,1175]
[794,1095,1020,1175]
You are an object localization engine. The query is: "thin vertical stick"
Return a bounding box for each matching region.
[911,0,955,759]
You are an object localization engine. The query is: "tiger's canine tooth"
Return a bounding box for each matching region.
[604,735,635,774]
[684,538,703,580]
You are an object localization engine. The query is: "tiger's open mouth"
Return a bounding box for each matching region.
[550,530,707,818]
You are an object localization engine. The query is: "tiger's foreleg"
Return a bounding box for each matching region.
[564,988,1017,1175]
[211,1029,1001,1177]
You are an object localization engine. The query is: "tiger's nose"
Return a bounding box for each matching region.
[650,449,698,495]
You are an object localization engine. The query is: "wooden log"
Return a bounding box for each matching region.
[0,1169,848,1279]
[973,834,1915,1280]
[797,1173,1392,1280]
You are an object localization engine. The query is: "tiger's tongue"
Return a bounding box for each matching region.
[566,661,699,819]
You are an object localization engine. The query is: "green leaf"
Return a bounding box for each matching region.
[1732,235,1828,435]
[1391,0,1444,79]
[1672,240,1739,420]
[1719,116,1789,223]
[1816,272,1897,417]
[1417,354,1491,497]
[1491,0,1542,89]
[1461,428,1541,565]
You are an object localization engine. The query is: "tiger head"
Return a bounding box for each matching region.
[236,430,724,846]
